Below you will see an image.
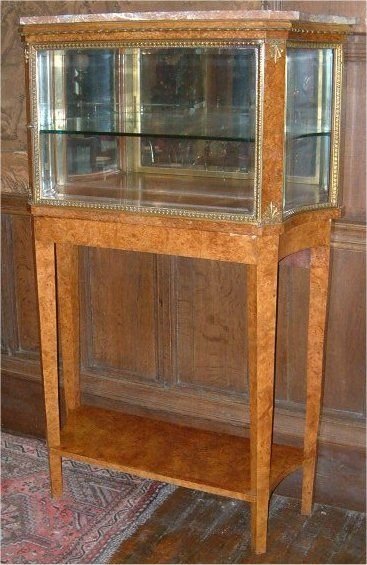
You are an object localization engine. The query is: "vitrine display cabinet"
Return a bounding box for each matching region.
[20,10,354,554]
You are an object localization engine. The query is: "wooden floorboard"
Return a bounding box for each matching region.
[110,489,366,564]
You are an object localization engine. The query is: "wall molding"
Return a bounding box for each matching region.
[1,151,29,196]
[2,193,366,253]
[332,221,367,252]
[2,354,364,450]
[81,368,366,449]
[1,193,30,216]
[1,216,19,354]
[1,355,41,382]
[345,34,367,63]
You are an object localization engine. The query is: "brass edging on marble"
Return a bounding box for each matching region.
[20,24,351,41]
[290,27,350,35]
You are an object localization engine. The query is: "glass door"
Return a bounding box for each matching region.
[36,43,260,220]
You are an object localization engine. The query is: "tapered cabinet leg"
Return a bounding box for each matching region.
[247,236,279,554]
[49,449,63,498]
[301,244,331,515]
[34,234,62,497]
[250,494,272,556]
[56,243,80,415]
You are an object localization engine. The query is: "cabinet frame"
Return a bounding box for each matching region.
[32,204,335,554]
[20,10,354,555]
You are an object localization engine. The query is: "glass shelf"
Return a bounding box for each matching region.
[39,108,255,143]
[41,123,329,144]
[286,129,331,139]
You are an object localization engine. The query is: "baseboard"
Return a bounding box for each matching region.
[2,354,365,450]
[2,360,366,511]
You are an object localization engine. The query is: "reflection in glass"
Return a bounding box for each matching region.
[38,48,119,188]
[37,46,258,217]
[138,48,256,174]
[284,48,333,212]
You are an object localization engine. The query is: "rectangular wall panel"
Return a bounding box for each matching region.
[174,257,248,396]
[80,247,160,384]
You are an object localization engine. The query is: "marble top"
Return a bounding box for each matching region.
[19,10,356,26]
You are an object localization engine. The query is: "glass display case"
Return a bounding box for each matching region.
[24,18,344,223]
[37,45,258,219]
[20,10,354,557]
[284,46,336,213]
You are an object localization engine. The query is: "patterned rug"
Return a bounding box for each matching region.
[1,431,175,564]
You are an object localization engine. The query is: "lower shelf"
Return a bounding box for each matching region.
[58,405,304,502]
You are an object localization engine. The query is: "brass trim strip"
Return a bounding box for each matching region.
[291,27,350,35]
[283,202,340,219]
[21,25,351,39]
[29,40,263,50]
[29,45,39,204]
[35,197,258,224]
[256,41,265,224]
[330,44,343,206]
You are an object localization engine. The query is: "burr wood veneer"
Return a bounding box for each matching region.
[32,205,334,554]
[21,9,353,555]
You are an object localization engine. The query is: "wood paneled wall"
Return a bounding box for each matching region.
[2,198,365,440]
[1,1,366,509]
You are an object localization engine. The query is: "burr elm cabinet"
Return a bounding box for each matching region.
[20,10,354,554]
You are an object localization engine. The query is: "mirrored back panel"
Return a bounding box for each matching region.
[36,45,260,219]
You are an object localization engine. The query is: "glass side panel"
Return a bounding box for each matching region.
[284,48,334,213]
[36,46,258,218]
